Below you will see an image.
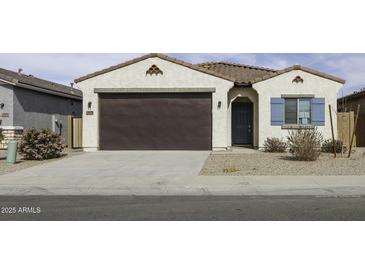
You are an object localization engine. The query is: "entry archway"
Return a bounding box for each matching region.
[228,87,258,147]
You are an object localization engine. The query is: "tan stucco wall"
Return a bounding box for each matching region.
[253,69,343,147]
[227,87,259,147]
[77,58,343,151]
[76,57,234,151]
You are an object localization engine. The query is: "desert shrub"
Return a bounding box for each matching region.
[287,128,323,161]
[223,167,241,173]
[263,137,287,153]
[19,128,65,160]
[321,139,347,154]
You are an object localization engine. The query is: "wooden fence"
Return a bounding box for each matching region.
[67,115,83,148]
[337,111,355,148]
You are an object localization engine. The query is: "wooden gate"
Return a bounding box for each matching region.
[67,116,83,148]
[337,111,355,148]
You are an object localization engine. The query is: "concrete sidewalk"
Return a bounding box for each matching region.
[0,175,364,196]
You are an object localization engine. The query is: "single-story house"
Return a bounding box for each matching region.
[74,53,345,151]
[338,88,365,147]
[0,67,82,148]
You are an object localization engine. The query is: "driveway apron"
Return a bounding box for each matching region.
[2,151,211,177]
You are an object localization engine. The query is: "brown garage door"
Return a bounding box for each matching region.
[99,93,212,150]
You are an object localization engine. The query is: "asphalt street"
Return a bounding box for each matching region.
[1,195,365,221]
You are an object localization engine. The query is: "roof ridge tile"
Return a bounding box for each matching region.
[197,61,277,72]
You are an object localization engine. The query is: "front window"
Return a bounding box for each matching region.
[284,98,311,125]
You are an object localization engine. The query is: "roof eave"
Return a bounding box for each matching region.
[1,71,82,98]
[74,53,236,84]
[337,90,365,101]
[251,65,346,85]
[16,82,82,100]
[0,77,17,86]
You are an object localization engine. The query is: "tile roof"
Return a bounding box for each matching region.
[197,62,277,85]
[74,53,346,85]
[0,67,82,99]
[75,53,236,83]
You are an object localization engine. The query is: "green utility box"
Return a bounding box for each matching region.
[6,141,18,164]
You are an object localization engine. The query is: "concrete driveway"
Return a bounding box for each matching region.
[2,150,365,197]
[3,151,210,177]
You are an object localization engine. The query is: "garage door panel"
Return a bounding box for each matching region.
[99,93,212,150]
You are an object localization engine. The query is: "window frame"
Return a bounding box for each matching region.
[284,98,298,125]
[283,97,312,126]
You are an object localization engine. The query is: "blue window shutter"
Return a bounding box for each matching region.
[311,98,325,126]
[271,98,284,125]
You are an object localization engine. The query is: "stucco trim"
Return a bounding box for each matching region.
[281,124,315,129]
[94,87,216,93]
[281,94,315,98]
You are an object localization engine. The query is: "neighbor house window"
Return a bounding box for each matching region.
[284,98,311,125]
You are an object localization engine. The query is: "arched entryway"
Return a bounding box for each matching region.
[228,87,258,148]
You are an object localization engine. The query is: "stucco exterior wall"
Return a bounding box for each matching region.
[13,86,82,140]
[253,70,343,147]
[0,83,14,127]
[76,57,234,151]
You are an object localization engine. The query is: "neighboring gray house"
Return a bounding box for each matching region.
[0,67,82,148]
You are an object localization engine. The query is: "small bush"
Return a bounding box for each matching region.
[223,167,240,173]
[263,137,287,153]
[0,129,3,142]
[321,139,347,154]
[287,128,323,161]
[19,128,66,160]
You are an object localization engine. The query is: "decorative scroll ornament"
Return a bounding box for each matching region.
[292,75,304,83]
[146,65,163,76]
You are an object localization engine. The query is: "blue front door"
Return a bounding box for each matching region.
[232,102,253,145]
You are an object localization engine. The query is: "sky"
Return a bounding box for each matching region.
[0,53,363,97]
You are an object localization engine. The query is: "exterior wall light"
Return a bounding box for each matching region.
[0,103,4,109]
[86,101,94,116]
[218,101,222,108]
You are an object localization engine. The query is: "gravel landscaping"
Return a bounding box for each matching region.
[200,149,365,176]
[0,149,84,175]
